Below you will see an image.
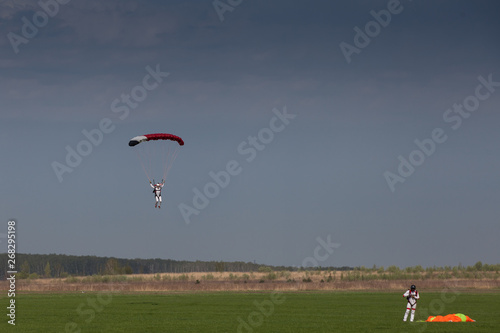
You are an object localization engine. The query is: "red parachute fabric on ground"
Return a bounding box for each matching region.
[426,314,475,322]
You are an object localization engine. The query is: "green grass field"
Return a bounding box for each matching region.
[1,291,498,332]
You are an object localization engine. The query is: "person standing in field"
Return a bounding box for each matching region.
[403,284,419,322]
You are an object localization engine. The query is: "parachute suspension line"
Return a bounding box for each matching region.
[162,141,170,181]
[141,144,151,181]
[128,133,183,184]
[135,149,152,182]
[161,142,179,181]
[163,146,179,181]
[146,142,153,180]
[160,143,167,182]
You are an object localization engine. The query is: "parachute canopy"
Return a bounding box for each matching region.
[128,133,184,147]
[128,133,184,182]
[426,314,475,322]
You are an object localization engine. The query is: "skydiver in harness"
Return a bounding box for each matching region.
[403,284,420,322]
[150,180,165,208]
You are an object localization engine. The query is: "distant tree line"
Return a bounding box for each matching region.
[0,253,353,279]
[5,254,494,281]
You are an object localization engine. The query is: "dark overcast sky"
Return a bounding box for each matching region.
[1,0,499,268]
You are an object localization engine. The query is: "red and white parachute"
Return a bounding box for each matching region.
[129,133,184,182]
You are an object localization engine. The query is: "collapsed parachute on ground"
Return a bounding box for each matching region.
[426,313,475,322]
[129,133,184,182]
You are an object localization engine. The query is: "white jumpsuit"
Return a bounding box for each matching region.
[403,289,419,322]
[150,182,164,207]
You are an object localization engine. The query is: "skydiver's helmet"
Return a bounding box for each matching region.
[410,285,416,291]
